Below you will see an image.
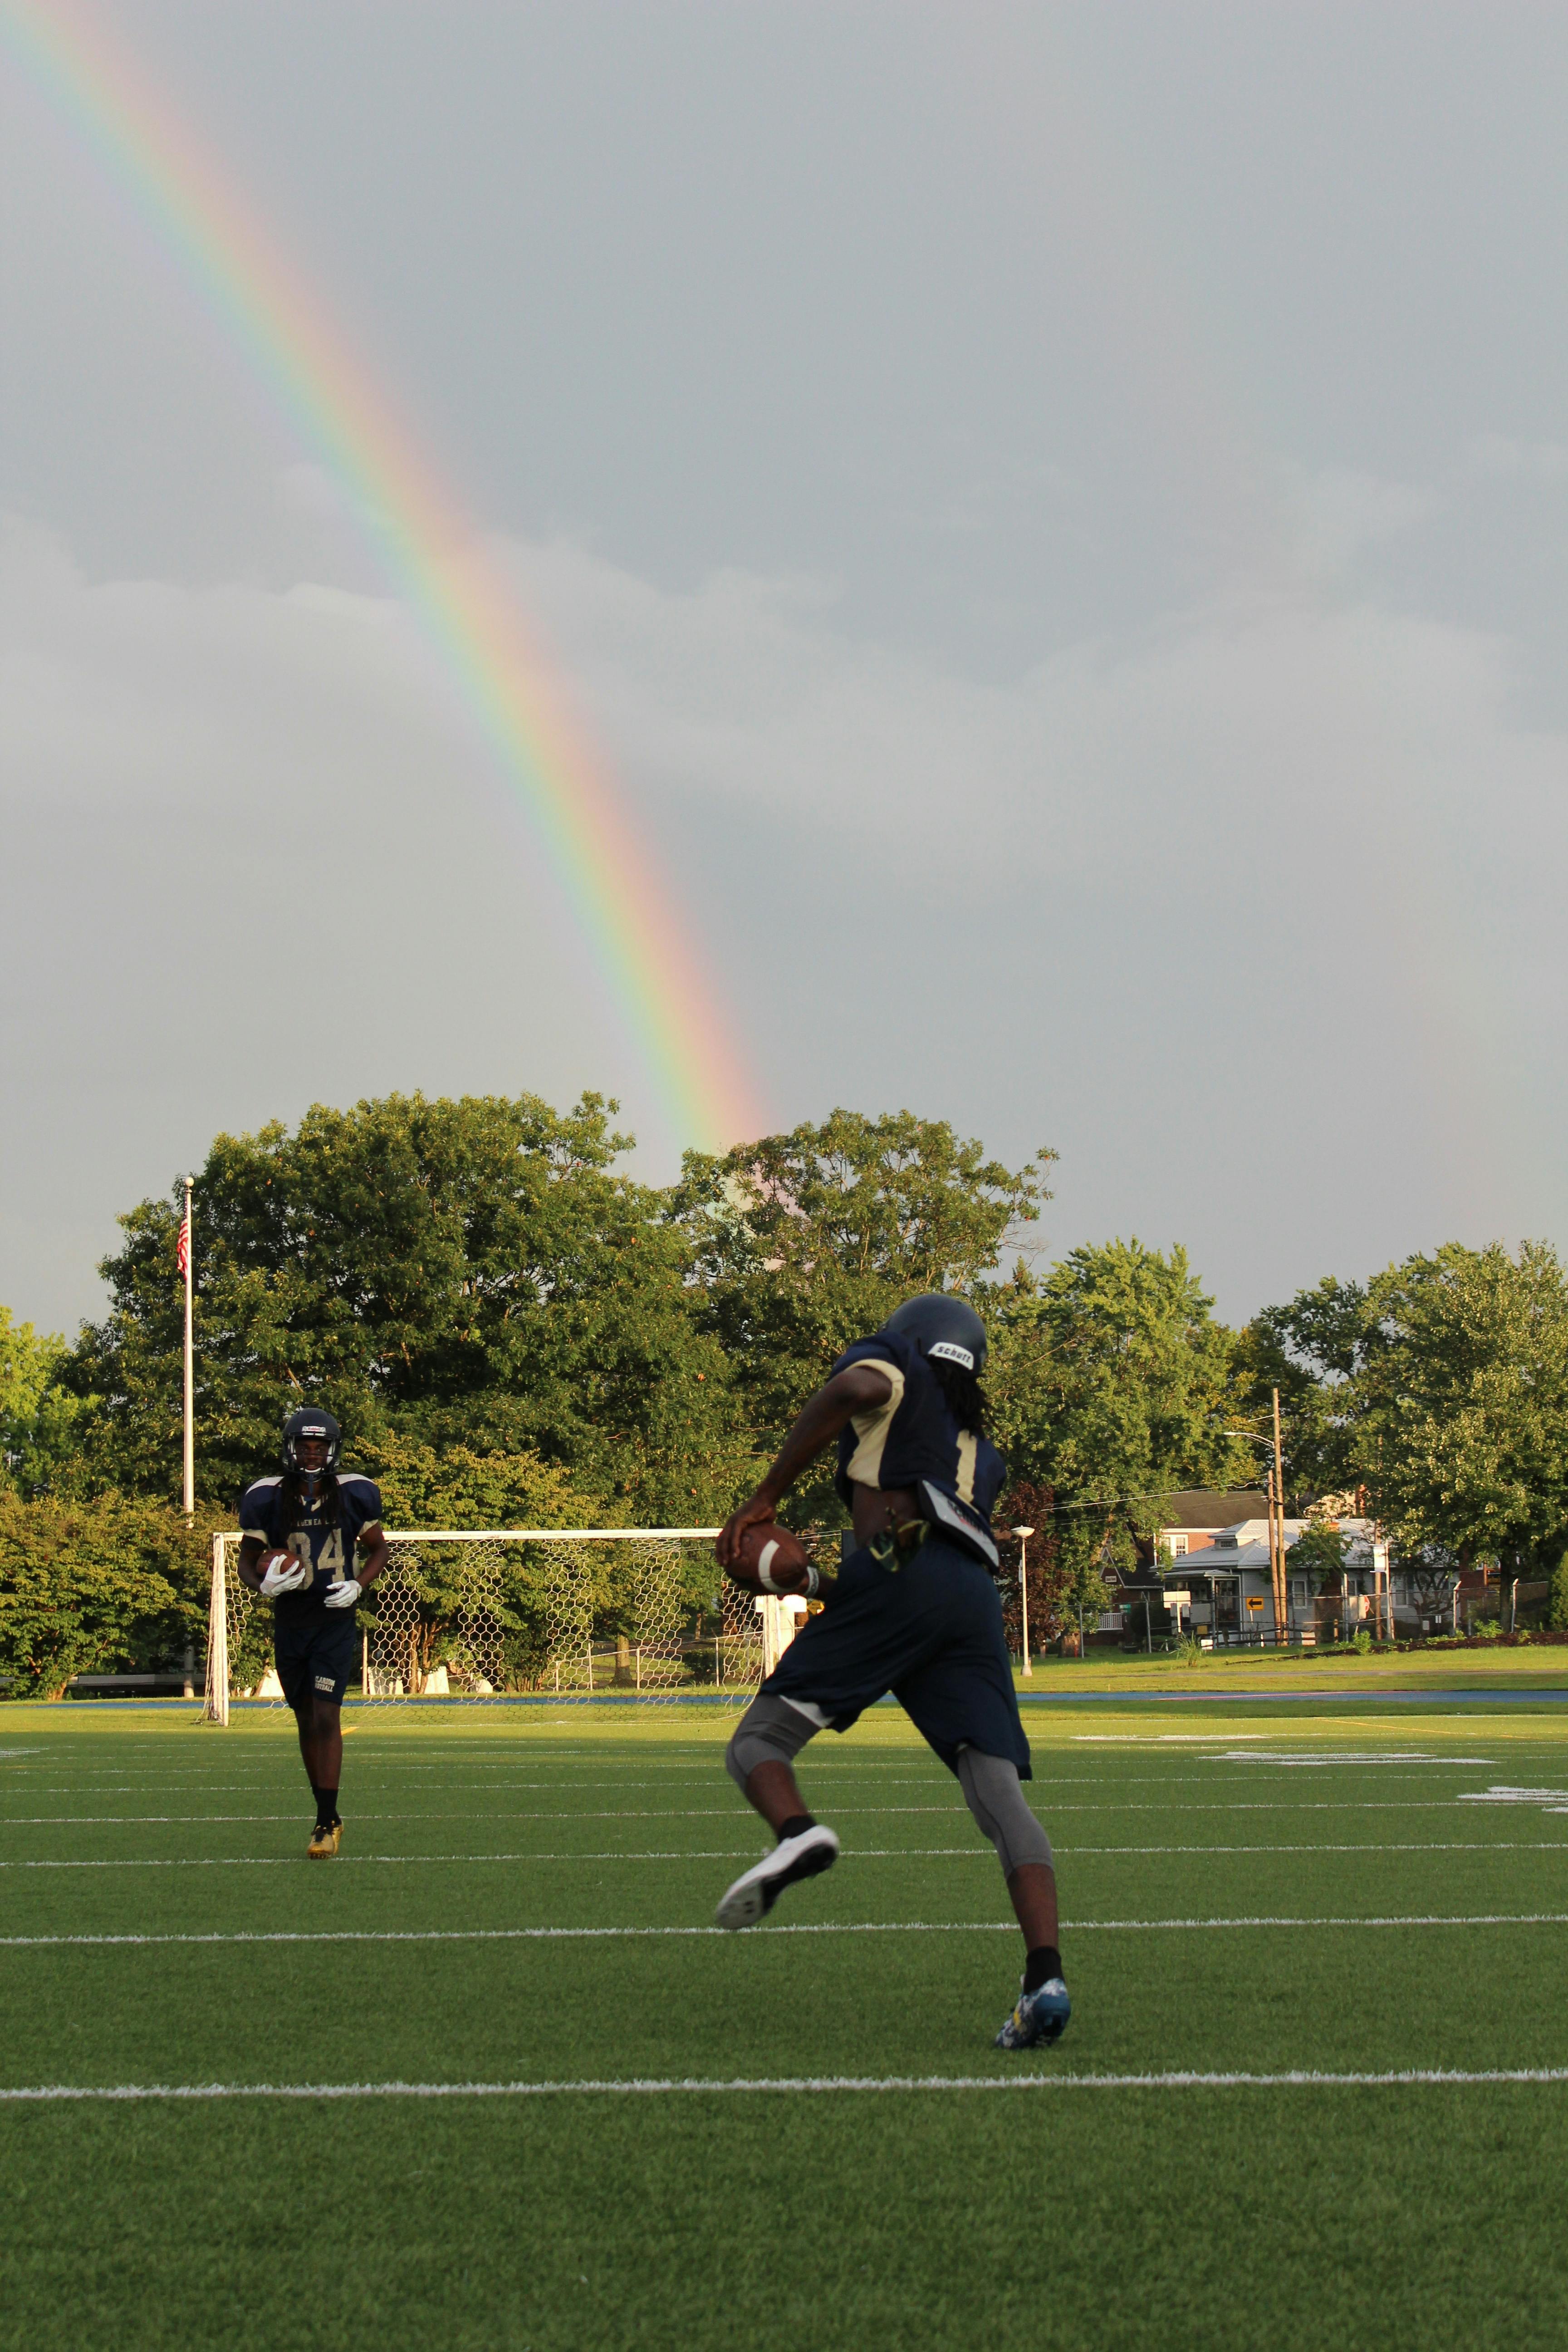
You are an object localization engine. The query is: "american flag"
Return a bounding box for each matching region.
[176,1208,191,1279]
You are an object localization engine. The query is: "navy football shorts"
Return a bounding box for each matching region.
[273,1609,357,1709]
[761,1534,1030,1779]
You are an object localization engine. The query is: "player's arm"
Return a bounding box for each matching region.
[322,1512,388,1609]
[355,1522,389,1593]
[716,1364,892,1567]
[238,1533,309,1596]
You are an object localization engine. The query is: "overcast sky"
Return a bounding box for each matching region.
[4,1,1568,1336]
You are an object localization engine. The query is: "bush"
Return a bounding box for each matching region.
[1549,1557,1568,1632]
[0,1493,220,1697]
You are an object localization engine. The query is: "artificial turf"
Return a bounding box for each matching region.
[5,1691,1568,2348]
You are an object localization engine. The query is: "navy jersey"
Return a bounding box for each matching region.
[832,1331,1006,1524]
[238,1472,382,1615]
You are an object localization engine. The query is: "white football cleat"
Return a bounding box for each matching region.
[715,1823,840,1930]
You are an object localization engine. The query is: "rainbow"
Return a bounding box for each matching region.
[0,0,761,1154]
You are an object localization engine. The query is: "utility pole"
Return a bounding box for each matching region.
[179,1177,195,1520]
[1266,1462,1279,1648]
[1271,1387,1288,1646]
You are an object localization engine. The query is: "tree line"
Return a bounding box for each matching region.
[4,1091,1568,1690]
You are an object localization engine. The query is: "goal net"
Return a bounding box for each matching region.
[201,1527,822,1722]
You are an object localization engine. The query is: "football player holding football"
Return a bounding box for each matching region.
[236,1407,388,1858]
[716,1293,1069,2049]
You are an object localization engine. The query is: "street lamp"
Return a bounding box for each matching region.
[1011,1526,1035,1677]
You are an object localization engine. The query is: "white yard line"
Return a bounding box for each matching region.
[5,2067,1568,2102]
[10,1837,1568,1869]
[3,1914,1565,1947]
[0,1803,1524,1843]
[0,1807,971,1825]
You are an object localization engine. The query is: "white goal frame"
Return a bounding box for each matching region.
[202,1526,740,1724]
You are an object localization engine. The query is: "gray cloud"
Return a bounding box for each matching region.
[4,3,1568,1337]
[5,507,1566,1334]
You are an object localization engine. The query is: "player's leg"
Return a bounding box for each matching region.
[715,1542,967,1931]
[889,1545,1070,2045]
[954,1749,1070,2048]
[302,1695,343,1855]
[274,1620,321,1806]
[299,1617,355,1855]
[715,1694,840,1929]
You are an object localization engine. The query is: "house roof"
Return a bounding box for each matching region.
[1155,1490,1269,1529]
[1163,1519,1380,1578]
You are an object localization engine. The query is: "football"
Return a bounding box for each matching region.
[725,1521,813,1597]
[257,1548,307,1587]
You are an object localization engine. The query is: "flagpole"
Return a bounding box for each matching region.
[181,1176,195,1519]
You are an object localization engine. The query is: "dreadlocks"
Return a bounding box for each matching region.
[930,1355,990,1437]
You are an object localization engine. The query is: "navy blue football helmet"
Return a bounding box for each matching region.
[281,1406,341,1472]
[879,1293,989,1374]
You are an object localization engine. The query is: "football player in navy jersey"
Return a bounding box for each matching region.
[716,1294,1070,2048]
[237,1407,388,1858]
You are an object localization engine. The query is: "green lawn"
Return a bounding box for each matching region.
[5,1686,1568,2348]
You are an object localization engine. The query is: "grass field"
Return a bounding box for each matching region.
[6,1679,1568,2349]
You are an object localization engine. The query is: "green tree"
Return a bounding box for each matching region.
[993,1480,1067,1655]
[1231,1278,1377,1505]
[991,1240,1250,1528]
[672,1108,1054,1512]
[63,1092,751,1523]
[0,1308,91,1495]
[1548,1553,1568,1633]
[349,1430,602,1688]
[1287,1521,1350,1609]
[0,1493,220,1698]
[1355,1241,1568,1580]
[1054,1514,1115,1648]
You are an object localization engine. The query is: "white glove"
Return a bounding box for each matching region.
[323,1578,363,1610]
[259,1554,309,1598]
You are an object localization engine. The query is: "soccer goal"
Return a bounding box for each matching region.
[201,1527,789,1722]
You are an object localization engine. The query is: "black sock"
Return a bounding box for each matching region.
[1024,1944,1063,1993]
[314,1786,339,1824]
[777,1813,816,1842]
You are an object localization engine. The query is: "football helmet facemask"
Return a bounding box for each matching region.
[281,1406,342,1473]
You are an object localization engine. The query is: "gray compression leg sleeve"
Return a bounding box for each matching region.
[956,1748,1054,1877]
[725,1693,821,1792]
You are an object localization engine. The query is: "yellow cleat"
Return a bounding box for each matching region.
[307,1820,342,1860]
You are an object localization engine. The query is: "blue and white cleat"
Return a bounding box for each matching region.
[994,1977,1071,2049]
[715,1823,840,1930]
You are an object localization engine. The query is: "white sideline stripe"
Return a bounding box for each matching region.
[5,1772,1497,1793]
[10,1846,1568,1872]
[6,1829,1566,1860]
[6,2067,1568,2103]
[3,1915,1565,1949]
[0,1803,1519,1838]
[0,1808,973,1826]
[0,1851,960,1869]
